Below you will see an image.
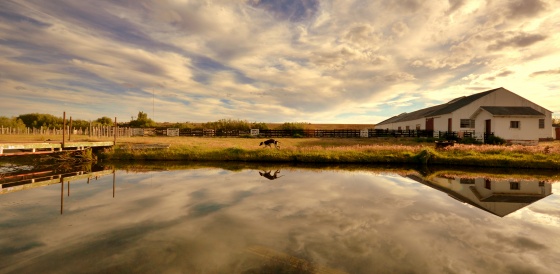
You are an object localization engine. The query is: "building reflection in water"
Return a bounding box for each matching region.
[406,174,553,217]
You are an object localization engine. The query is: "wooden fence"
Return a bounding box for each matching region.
[0,126,133,137]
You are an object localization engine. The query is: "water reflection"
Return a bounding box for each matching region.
[1,163,559,273]
[259,170,284,180]
[407,174,553,217]
[1,163,115,214]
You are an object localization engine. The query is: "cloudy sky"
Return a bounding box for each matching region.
[1,0,559,124]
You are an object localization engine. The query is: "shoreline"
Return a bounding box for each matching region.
[100,143,560,170]
[2,136,560,170]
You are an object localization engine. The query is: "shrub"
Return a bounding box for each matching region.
[278,122,306,130]
[459,137,482,145]
[485,135,507,145]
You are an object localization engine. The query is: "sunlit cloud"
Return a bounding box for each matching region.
[0,0,558,123]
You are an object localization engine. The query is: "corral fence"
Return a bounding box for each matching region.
[0,126,481,141]
[0,126,133,137]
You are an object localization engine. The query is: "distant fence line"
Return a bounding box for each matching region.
[0,126,133,137]
[0,126,481,140]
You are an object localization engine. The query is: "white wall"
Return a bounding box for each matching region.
[376,117,425,131]
[473,110,544,143]
[493,116,543,143]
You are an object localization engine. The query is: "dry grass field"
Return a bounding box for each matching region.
[2,133,560,168]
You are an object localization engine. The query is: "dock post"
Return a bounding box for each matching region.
[113,168,116,198]
[62,112,66,148]
[60,176,64,215]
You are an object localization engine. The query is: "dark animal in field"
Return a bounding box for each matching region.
[259,170,283,180]
[259,139,280,149]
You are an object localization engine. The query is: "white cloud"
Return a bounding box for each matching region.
[0,0,559,123]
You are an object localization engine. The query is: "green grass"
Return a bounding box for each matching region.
[94,137,560,169]
[3,135,560,169]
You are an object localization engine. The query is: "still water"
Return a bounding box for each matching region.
[1,164,560,273]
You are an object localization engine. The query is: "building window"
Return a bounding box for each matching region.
[460,178,475,184]
[510,182,520,190]
[485,179,491,190]
[510,121,520,129]
[460,119,475,128]
[416,124,421,130]
[539,119,545,129]
[405,126,410,131]
[539,181,545,187]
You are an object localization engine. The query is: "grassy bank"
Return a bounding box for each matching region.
[2,135,559,169]
[96,137,560,169]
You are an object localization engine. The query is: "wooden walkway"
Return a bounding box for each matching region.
[0,141,114,156]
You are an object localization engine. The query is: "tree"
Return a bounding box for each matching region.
[71,119,90,129]
[553,117,560,127]
[17,113,63,128]
[95,116,114,126]
[0,116,26,130]
[129,111,156,128]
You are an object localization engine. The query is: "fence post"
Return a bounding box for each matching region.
[114,117,117,143]
[68,116,72,141]
[62,112,66,147]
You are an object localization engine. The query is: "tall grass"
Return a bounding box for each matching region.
[100,140,560,169]
[3,134,559,169]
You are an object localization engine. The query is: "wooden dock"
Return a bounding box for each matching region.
[1,168,115,195]
[0,141,114,156]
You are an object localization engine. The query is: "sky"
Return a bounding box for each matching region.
[0,0,559,124]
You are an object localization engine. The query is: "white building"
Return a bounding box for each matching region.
[376,88,553,144]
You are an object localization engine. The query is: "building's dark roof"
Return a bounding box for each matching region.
[426,88,501,117]
[376,104,446,125]
[480,106,544,116]
[377,87,503,125]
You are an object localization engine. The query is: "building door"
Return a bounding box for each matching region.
[426,118,434,131]
[485,119,491,134]
[448,118,452,132]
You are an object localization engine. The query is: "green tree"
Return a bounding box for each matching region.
[17,113,63,128]
[129,111,156,128]
[95,116,114,126]
[71,119,90,129]
[0,116,26,130]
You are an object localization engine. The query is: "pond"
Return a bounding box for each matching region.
[1,163,560,273]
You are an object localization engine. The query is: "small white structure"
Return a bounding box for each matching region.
[166,128,180,137]
[376,87,553,144]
